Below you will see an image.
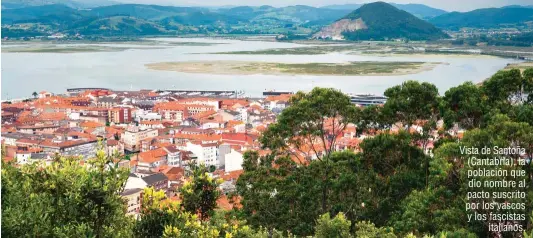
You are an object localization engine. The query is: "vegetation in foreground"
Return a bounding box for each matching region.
[2,68,533,237]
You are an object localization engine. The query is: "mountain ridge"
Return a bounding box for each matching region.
[429,7,533,29]
[1,0,118,9]
[315,2,449,41]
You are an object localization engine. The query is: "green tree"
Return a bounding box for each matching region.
[237,150,371,236]
[134,187,172,237]
[437,229,478,238]
[314,213,352,238]
[382,81,441,188]
[440,81,486,130]
[180,164,222,220]
[260,87,359,162]
[525,211,533,238]
[357,105,393,133]
[509,104,533,126]
[1,149,133,237]
[237,152,315,235]
[259,88,360,216]
[416,140,467,238]
[135,187,268,238]
[358,131,427,226]
[524,68,533,103]
[383,80,441,129]
[482,69,533,108]
[354,221,396,238]
[32,91,38,98]
[391,187,465,236]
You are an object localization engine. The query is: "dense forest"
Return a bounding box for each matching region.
[2,68,533,237]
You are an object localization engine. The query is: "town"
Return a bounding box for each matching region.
[0,86,416,219]
[0,87,390,217]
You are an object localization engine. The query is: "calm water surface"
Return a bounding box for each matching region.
[1,38,519,99]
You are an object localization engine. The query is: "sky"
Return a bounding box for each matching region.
[115,0,533,12]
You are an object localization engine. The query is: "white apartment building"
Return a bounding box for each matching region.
[186,141,219,168]
[224,149,244,173]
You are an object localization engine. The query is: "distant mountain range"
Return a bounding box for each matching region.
[430,6,533,29]
[502,5,533,9]
[315,2,448,41]
[2,1,533,39]
[1,4,353,36]
[1,0,118,9]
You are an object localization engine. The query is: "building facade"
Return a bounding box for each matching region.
[122,126,158,153]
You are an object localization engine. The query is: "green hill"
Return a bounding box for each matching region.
[216,6,267,21]
[429,7,533,29]
[159,11,244,26]
[258,5,349,24]
[218,5,351,26]
[318,2,448,41]
[89,4,205,21]
[68,16,167,36]
[1,4,88,25]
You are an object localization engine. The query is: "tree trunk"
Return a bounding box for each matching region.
[321,162,331,214]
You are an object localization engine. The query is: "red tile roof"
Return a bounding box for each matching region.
[138,148,168,163]
[80,121,104,128]
[164,167,185,181]
[219,170,244,181]
[265,94,292,102]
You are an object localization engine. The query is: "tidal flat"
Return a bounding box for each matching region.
[145,60,441,76]
[2,40,223,53]
[2,45,166,53]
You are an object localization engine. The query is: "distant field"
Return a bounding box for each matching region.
[146,60,440,76]
[208,42,532,58]
[211,45,359,55]
[208,43,442,55]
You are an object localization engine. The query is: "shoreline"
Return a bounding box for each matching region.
[357,53,499,59]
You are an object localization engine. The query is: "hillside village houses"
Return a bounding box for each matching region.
[1,88,442,218]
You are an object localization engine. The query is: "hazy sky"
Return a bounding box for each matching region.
[116,0,533,12]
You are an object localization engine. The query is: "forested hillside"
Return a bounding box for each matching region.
[315,2,448,41]
[430,7,533,29]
